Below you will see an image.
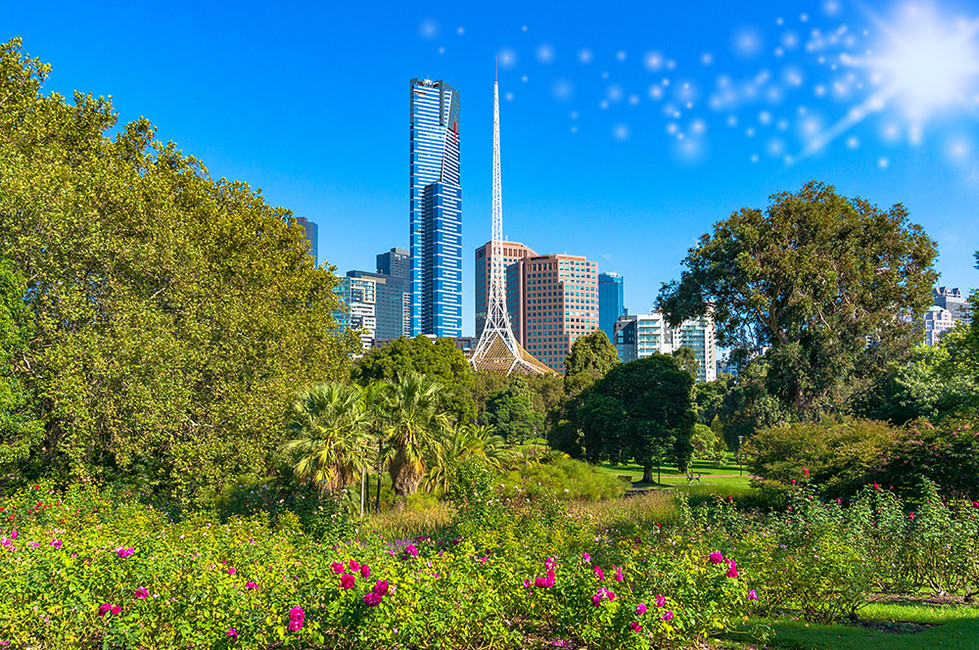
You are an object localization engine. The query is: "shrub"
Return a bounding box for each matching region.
[500,456,628,502]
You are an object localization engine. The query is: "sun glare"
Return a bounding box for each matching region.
[871,6,979,118]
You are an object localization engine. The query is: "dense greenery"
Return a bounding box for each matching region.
[0,39,355,504]
[563,330,620,394]
[480,376,545,443]
[658,181,938,420]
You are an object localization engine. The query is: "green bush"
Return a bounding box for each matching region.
[500,456,628,502]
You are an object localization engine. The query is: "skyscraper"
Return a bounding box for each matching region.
[598,272,625,343]
[475,240,537,339]
[409,78,462,337]
[612,310,717,382]
[294,217,318,265]
[374,247,412,339]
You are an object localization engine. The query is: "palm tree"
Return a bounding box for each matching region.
[382,373,450,510]
[358,381,391,513]
[423,422,514,495]
[282,383,371,494]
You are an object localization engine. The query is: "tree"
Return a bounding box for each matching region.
[352,335,476,423]
[563,330,620,394]
[572,354,696,483]
[0,39,357,503]
[0,259,42,469]
[672,346,699,381]
[941,251,979,415]
[424,423,512,495]
[657,181,938,420]
[718,359,791,450]
[282,384,372,493]
[690,423,726,463]
[382,373,450,509]
[481,376,545,443]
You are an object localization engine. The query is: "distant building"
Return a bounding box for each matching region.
[923,305,958,346]
[371,335,477,356]
[336,275,381,351]
[374,247,412,340]
[933,287,971,324]
[613,310,717,382]
[294,217,318,265]
[598,272,626,346]
[409,78,463,337]
[475,240,537,339]
[509,253,599,373]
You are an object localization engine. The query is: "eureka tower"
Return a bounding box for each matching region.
[409,78,463,337]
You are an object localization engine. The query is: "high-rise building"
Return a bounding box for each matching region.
[373,247,412,340]
[409,78,462,337]
[598,272,625,345]
[475,240,537,339]
[510,254,599,373]
[924,305,958,345]
[336,275,382,351]
[294,217,318,265]
[933,287,971,323]
[613,310,717,382]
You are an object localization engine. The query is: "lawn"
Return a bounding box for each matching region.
[599,453,754,492]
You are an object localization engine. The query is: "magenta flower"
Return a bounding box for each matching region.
[523,579,532,589]
[708,551,724,564]
[50,539,62,549]
[591,593,604,607]
[111,605,121,615]
[726,559,739,578]
[614,566,624,582]
[404,544,418,558]
[535,576,548,588]
[115,547,134,558]
[360,564,371,579]
[748,589,758,601]
[363,592,382,607]
[349,559,360,571]
[593,565,605,581]
[629,621,642,632]
[134,587,149,599]
[545,557,556,570]
[9,531,16,540]
[228,567,236,576]
[245,581,258,590]
[227,628,238,638]
[655,594,666,608]
[636,603,647,615]
[544,568,555,588]
[373,579,390,596]
[909,512,915,520]
[661,610,674,621]
[340,573,356,589]
[582,552,591,563]
[802,468,810,477]
[287,606,304,632]
[331,562,344,574]
[98,603,112,617]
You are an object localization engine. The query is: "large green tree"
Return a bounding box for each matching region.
[480,376,545,443]
[570,354,696,483]
[0,39,356,502]
[563,330,620,395]
[657,181,938,420]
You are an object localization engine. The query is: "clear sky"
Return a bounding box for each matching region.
[7,0,979,335]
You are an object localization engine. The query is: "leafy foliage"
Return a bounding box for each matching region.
[481,376,545,443]
[564,330,620,395]
[0,259,42,468]
[658,181,938,420]
[0,39,355,504]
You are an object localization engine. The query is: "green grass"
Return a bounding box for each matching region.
[758,617,979,650]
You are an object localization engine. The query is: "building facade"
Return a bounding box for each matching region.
[613,310,717,382]
[508,253,599,373]
[598,272,625,347]
[475,240,537,340]
[933,287,971,324]
[924,305,958,345]
[374,247,412,340]
[336,275,382,351]
[290,217,318,265]
[409,78,462,338]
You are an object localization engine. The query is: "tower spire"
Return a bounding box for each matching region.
[469,64,553,375]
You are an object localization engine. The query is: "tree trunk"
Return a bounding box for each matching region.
[375,441,383,513]
[642,464,655,484]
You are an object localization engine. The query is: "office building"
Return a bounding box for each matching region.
[598,272,625,346]
[509,254,599,373]
[336,275,382,351]
[475,240,537,340]
[294,217,318,265]
[924,305,958,345]
[933,287,971,324]
[613,310,717,382]
[374,247,412,340]
[409,78,462,337]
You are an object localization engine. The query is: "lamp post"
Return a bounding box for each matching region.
[738,435,744,477]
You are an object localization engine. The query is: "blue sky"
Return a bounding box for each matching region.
[8,0,979,335]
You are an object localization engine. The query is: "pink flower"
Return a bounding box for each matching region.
[287,606,304,632]
[544,568,555,588]
[134,587,149,599]
[98,603,112,617]
[790,479,796,485]
[802,468,810,476]
[227,628,238,638]
[404,544,418,558]
[360,565,371,579]
[363,592,382,607]
[636,603,647,615]
[50,539,62,549]
[873,483,880,490]
[9,531,16,540]
[909,512,915,520]
[545,557,556,570]
[523,579,532,589]
[582,552,591,563]
[115,547,134,558]
[661,610,674,621]
[591,593,604,607]
[726,559,739,578]
[331,562,344,574]
[614,566,624,582]
[111,605,121,615]
[629,621,642,632]
[748,589,758,600]
[655,594,666,608]
[593,565,605,581]
[373,580,390,597]
[245,581,258,590]
[228,567,235,575]
[708,552,724,564]
[340,573,356,589]
[349,559,360,571]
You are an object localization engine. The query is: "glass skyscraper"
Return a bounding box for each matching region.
[598,272,625,344]
[409,78,462,337]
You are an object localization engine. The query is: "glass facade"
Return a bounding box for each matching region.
[598,272,625,345]
[410,79,462,337]
[374,247,412,340]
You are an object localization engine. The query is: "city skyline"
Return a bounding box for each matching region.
[8,0,979,338]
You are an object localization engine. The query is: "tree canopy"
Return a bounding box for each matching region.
[657,181,938,420]
[563,330,620,394]
[0,39,356,502]
[480,376,545,443]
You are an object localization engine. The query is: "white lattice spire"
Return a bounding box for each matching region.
[470,62,553,375]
